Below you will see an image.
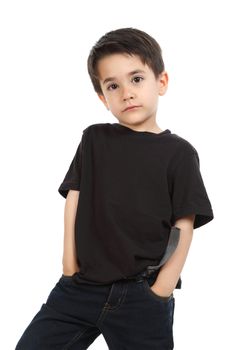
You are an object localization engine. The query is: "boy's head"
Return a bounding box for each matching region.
[87,28,168,127]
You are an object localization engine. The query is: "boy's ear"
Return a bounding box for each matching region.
[98,94,109,110]
[158,71,169,96]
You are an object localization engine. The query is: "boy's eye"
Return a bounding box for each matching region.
[107,83,118,91]
[132,76,144,83]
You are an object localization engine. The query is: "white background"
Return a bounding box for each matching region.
[1,0,247,349]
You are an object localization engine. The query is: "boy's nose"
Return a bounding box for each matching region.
[123,95,134,101]
[122,86,135,101]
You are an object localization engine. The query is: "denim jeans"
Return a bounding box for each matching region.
[15,269,175,349]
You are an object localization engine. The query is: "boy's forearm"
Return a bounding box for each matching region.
[152,215,195,296]
[62,233,80,275]
[62,190,80,275]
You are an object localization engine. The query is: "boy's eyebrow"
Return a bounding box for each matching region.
[102,69,146,85]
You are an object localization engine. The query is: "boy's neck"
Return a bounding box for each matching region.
[117,119,163,134]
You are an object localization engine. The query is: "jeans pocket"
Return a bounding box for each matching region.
[143,278,173,303]
[59,273,76,285]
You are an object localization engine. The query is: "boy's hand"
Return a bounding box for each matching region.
[150,283,174,298]
[62,266,80,277]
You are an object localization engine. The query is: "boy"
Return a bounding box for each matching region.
[16,27,214,349]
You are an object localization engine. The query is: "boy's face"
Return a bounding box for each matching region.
[97,53,168,126]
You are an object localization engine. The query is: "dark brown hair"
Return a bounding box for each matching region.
[87,27,165,95]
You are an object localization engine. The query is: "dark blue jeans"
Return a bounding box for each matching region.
[15,269,175,349]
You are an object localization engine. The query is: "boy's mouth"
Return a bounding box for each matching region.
[122,105,141,112]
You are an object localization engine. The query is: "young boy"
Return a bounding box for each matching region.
[15,27,214,350]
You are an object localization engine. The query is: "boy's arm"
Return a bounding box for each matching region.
[152,214,195,296]
[62,189,80,275]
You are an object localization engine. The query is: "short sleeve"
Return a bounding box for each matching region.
[58,135,83,199]
[170,145,214,229]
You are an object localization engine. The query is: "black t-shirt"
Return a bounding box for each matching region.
[58,122,214,286]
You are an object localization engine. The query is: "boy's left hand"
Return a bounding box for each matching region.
[150,283,173,298]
